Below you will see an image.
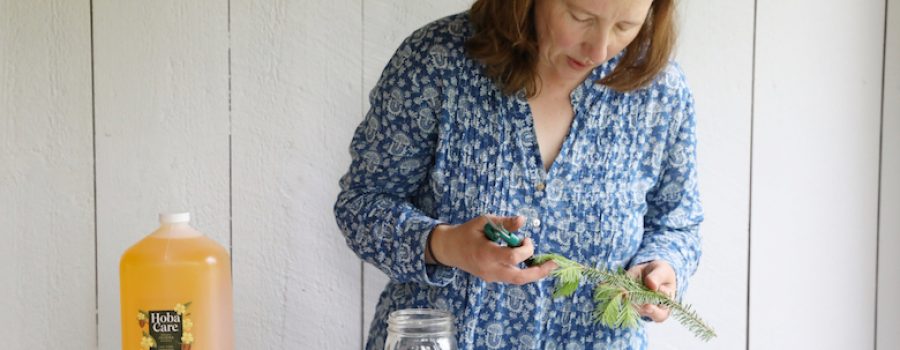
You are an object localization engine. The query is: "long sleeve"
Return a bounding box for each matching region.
[333,32,457,286]
[630,79,704,300]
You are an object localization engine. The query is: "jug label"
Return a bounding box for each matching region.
[135,301,194,350]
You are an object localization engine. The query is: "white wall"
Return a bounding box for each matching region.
[752,0,884,348]
[1,0,896,349]
[91,1,231,348]
[879,0,900,348]
[643,0,754,348]
[0,0,94,348]
[231,0,362,348]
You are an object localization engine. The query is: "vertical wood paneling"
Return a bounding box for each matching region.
[230,1,362,348]
[878,0,899,349]
[0,0,94,348]
[645,0,754,348]
[751,1,884,349]
[360,1,473,342]
[92,1,230,348]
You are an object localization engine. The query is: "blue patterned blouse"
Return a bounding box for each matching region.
[334,12,703,350]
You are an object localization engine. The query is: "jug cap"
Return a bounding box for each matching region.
[159,212,191,224]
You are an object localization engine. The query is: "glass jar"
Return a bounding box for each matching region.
[385,308,457,350]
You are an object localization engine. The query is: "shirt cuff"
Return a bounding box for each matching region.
[409,217,458,286]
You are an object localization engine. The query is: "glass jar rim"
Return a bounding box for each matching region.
[387,308,455,336]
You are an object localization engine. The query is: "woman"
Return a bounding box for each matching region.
[334,0,703,348]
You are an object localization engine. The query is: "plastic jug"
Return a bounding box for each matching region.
[120,212,233,350]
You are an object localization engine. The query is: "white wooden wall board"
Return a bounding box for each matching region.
[646,0,754,347]
[230,0,363,348]
[751,0,884,348]
[0,0,95,348]
[92,1,231,348]
[877,0,899,349]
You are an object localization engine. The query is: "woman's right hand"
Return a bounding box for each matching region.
[427,215,557,285]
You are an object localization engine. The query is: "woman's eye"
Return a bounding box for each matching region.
[616,23,637,31]
[570,12,591,22]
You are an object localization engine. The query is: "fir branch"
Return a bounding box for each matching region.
[534,253,717,341]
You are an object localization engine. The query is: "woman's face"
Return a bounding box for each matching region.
[533,0,653,85]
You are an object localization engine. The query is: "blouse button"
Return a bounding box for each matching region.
[535,182,545,191]
[532,218,542,227]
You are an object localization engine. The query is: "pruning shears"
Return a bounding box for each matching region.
[483,217,523,247]
[483,217,538,266]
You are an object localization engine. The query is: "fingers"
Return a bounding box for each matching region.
[642,261,677,296]
[493,259,557,285]
[633,261,677,323]
[469,214,555,285]
[657,284,675,300]
[626,262,648,280]
[479,237,534,269]
[480,249,555,285]
[643,269,663,292]
[504,237,534,264]
[499,215,526,231]
[478,238,552,285]
[637,303,671,323]
[478,214,532,263]
[483,214,526,232]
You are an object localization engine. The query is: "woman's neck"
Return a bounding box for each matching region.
[534,64,589,100]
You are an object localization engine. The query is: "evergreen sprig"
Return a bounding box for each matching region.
[531,253,717,341]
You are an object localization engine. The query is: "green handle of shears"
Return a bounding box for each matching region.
[483,223,523,247]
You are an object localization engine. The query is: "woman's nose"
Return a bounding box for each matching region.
[583,32,609,64]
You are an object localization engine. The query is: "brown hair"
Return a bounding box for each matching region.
[466,0,676,96]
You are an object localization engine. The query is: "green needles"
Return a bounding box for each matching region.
[530,253,717,341]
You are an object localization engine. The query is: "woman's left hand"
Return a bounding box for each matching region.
[627,260,677,323]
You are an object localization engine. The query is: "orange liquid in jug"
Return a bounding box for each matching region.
[120,214,233,350]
